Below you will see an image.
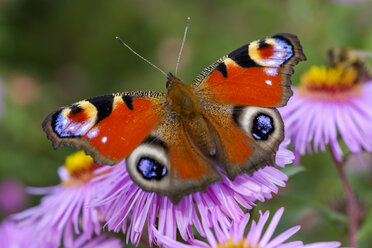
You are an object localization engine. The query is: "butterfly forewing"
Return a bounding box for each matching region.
[192,33,306,107]
[42,91,166,165]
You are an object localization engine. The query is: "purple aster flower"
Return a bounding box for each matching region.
[153,207,341,248]
[12,151,112,247]
[0,179,28,214]
[71,233,123,248]
[0,219,123,248]
[93,140,293,246]
[280,64,372,162]
[0,220,54,248]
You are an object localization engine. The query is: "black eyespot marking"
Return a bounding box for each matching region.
[232,106,243,124]
[137,157,167,180]
[51,109,62,134]
[70,104,83,114]
[87,95,114,124]
[122,95,134,110]
[258,39,270,49]
[228,44,259,68]
[272,34,289,42]
[252,113,274,140]
[143,136,169,152]
[50,109,83,138]
[216,63,228,78]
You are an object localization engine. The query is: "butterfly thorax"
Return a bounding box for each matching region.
[166,73,217,156]
[166,74,202,117]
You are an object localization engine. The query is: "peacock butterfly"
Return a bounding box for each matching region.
[43,33,306,203]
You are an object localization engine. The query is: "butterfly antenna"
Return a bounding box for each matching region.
[116,36,167,77]
[175,17,190,76]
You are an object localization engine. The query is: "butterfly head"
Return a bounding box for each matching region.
[166,73,183,90]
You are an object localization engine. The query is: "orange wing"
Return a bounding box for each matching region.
[192,33,306,107]
[124,118,222,204]
[42,91,165,165]
[204,104,284,179]
[123,102,286,204]
[167,127,222,200]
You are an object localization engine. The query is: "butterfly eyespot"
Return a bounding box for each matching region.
[70,104,83,114]
[126,137,171,189]
[252,113,274,140]
[233,106,283,143]
[137,157,167,180]
[52,109,94,138]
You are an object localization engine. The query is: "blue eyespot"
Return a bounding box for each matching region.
[53,111,94,138]
[137,157,167,180]
[252,114,274,140]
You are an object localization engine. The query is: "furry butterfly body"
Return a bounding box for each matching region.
[43,33,306,203]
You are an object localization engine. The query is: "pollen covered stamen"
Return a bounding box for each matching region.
[63,151,102,184]
[218,238,256,248]
[298,66,362,99]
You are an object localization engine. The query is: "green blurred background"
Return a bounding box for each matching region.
[0,0,372,247]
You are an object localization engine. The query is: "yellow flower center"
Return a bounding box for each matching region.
[298,66,362,100]
[63,151,101,185]
[218,238,256,248]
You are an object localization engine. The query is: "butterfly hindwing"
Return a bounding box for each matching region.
[199,103,283,180]
[227,105,283,178]
[125,119,222,203]
[42,91,166,165]
[125,102,284,203]
[192,33,306,107]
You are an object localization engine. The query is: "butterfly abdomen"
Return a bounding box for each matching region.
[183,116,217,157]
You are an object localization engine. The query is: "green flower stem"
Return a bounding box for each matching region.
[331,151,358,248]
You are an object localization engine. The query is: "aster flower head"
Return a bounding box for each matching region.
[280,48,372,162]
[13,151,110,247]
[153,208,341,248]
[0,219,123,248]
[93,140,293,246]
[0,179,28,214]
[0,220,54,248]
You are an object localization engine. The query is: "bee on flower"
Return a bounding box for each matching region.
[280,47,372,162]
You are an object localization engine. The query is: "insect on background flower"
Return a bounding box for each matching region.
[153,207,341,248]
[280,48,372,162]
[12,151,111,247]
[92,140,293,246]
